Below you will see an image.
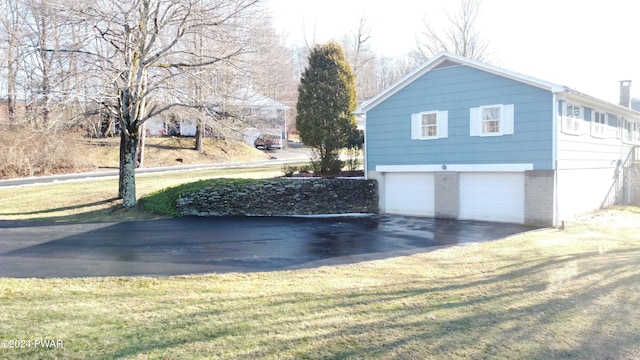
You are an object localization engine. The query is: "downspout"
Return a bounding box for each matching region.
[552,92,561,227]
[363,114,368,180]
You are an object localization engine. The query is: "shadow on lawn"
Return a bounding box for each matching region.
[86,245,640,359]
[0,197,160,223]
[0,198,121,217]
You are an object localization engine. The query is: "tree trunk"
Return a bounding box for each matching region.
[118,128,126,198]
[120,129,139,208]
[7,49,16,125]
[137,123,146,168]
[195,118,204,153]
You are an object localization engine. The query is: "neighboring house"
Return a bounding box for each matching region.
[233,88,289,140]
[145,117,196,137]
[144,89,289,139]
[356,52,640,226]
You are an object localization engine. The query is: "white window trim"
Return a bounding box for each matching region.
[411,110,448,140]
[591,109,606,139]
[562,102,582,135]
[470,104,514,137]
[480,104,503,137]
[420,111,438,139]
[623,119,640,144]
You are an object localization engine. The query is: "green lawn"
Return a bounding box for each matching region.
[0,170,639,359]
[0,165,285,222]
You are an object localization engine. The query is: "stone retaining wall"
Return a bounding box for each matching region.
[176,178,378,216]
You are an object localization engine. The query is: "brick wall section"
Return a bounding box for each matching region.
[176,178,378,216]
[434,172,459,219]
[524,170,555,227]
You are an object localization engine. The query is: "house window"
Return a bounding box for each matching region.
[469,104,514,137]
[562,103,582,135]
[411,110,448,140]
[592,110,606,138]
[482,105,501,134]
[422,112,438,138]
[625,120,640,144]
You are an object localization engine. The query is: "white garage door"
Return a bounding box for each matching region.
[385,173,435,216]
[460,172,525,223]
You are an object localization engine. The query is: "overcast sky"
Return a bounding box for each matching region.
[268,0,640,104]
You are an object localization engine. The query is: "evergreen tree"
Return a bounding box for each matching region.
[296,42,358,174]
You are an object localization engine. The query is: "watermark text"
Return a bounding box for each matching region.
[1,339,64,349]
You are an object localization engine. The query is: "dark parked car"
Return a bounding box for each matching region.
[254,134,282,150]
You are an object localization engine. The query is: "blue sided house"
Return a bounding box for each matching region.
[356,52,640,226]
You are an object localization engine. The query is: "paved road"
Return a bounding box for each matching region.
[0,216,535,278]
[0,146,312,188]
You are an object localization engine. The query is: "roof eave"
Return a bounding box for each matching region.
[559,89,640,120]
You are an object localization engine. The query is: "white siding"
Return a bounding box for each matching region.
[556,168,623,219]
[145,118,166,136]
[180,119,197,136]
[555,108,632,219]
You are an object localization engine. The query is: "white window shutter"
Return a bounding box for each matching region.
[560,101,568,133]
[502,104,514,135]
[469,107,480,136]
[411,113,421,139]
[617,117,623,139]
[437,111,448,138]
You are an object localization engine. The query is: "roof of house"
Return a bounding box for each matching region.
[356,52,640,120]
[233,88,289,110]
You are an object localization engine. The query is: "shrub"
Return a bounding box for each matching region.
[298,164,312,173]
[310,149,343,175]
[282,164,299,177]
[0,128,92,179]
[344,147,362,172]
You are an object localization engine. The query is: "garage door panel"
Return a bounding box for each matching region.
[385,173,434,216]
[460,173,524,223]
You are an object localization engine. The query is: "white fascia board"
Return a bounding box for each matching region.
[445,53,563,93]
[376,163,534,173]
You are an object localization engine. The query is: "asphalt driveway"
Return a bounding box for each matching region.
[0,216,536,278]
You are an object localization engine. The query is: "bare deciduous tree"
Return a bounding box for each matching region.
[0,0,23,125]
[415,0,490,62]
[341,16,378,102]
[65,0,262,207]
[374,55,421,91]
